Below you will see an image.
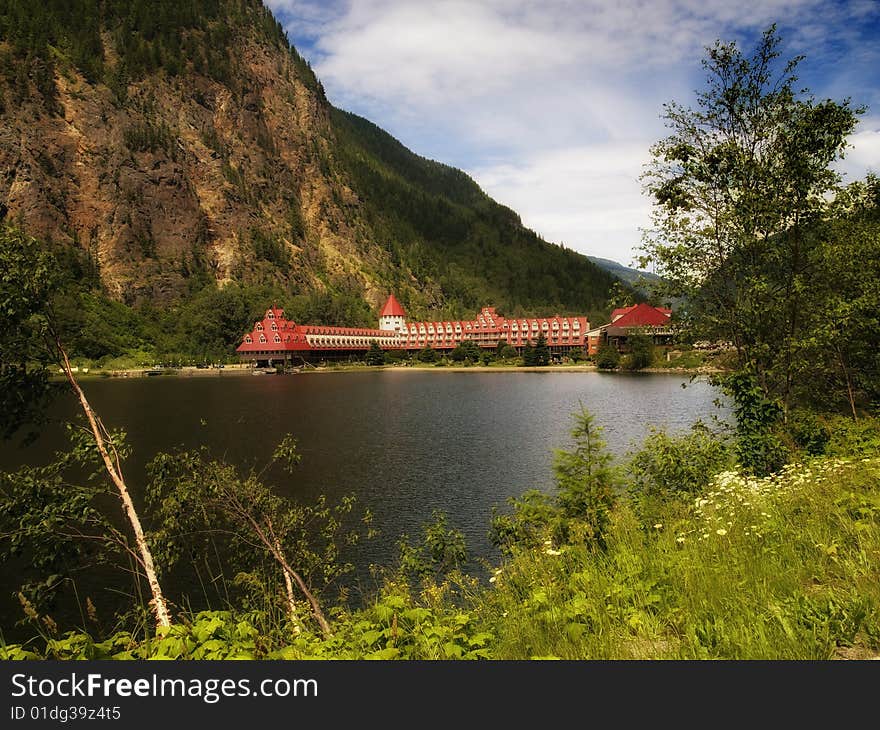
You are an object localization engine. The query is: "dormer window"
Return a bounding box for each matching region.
[267,311,275,319]
[271,323,278,331]
[274,335,281,343]
[245,335,252,343]
[256,323,263,331]
[259,334,267,343]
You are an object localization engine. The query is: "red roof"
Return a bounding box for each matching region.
[610,303,672,328]
[380,294,406,317]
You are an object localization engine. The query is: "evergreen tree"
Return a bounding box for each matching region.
[365,341,385,366]
[533,333,550,366]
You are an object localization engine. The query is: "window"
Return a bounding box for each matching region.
[245,335,252,343]
[274,335,281,343]
[259,334,267,343]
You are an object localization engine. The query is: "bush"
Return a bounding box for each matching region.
[786,411,831,456]
[623,333,654,370]
[724,372,789,476]
[595,344,620,370]
[417,346,439,363]
[626,424,731,506]
[825,415,880,458]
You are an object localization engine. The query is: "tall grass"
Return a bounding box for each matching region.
[477,457,880,659]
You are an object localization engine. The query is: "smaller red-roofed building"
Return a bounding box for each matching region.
[599,302,675,351]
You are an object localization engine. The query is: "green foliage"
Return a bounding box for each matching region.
[595,344,620,370]
[532,333,550,366]
[417,346,439,363]
[123,120,176,156]
[519,333,551,366]
[330,107,624,316]
[640,25,864,414]
[398,511,467,584]
[622,333,654,371]
[499,344,518,360]
[787,176,880,415]
[0,225,60,440]
[365,341,385,366]
[0,420,149,622]
[724,372,789,476]
[626,424,732,508]
[145,440,369,625]
[491,408,617,551]
[785,411,831,457]
[450,339,481,363]
[825,415,880,459]
[250,228,289,268]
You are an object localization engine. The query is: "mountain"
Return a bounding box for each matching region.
[586,256,662,290]
[0,0,620,357]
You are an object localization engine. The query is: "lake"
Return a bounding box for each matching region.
[0,370,728,629]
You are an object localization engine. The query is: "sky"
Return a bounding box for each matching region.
[265,0,880,268]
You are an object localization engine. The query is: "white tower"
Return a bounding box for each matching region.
[378,293,407,332]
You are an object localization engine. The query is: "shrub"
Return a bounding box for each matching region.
[623,333,654,370]
[595,344,620,370]
[786,411,831,456]
[626,423,731,505]
[417,346,439,363]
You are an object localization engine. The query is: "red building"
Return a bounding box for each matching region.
[236,295,592,365]
[597,303,674,351]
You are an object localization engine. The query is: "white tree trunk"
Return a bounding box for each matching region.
[56,340,172,628]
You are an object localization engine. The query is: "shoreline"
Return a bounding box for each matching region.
[54,363,724,379]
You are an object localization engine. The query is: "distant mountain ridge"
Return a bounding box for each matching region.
[587,256,662,289]
[0,0,621,330]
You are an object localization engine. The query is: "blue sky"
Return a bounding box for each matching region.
[265,0,880,266]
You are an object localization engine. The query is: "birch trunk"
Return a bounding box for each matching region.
[55,339,171,628]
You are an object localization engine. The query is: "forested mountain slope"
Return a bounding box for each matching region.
[0,0,619,358]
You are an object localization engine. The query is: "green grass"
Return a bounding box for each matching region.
[477,456,880,659]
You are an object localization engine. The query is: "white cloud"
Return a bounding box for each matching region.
[837,117,880,180]
[267,0,880,265]
[470,144,654,264]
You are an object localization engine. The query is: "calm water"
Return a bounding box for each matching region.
[0,370,727,628]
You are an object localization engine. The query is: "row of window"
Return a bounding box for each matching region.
[404,321,582,335]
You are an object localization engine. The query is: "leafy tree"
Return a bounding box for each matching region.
[146,438,370,636]
[725,371,789,476]
[595,344,620,370]
[623,333,654,370]
[0,225,59,441]
[0,224,171,627]
[787,176,880,416]
[365,341,385,366]
[417,346,439,363]
[499,345,518,360]
[0,427,128,613]
[640,26,862,414]
[451,339,481,362]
